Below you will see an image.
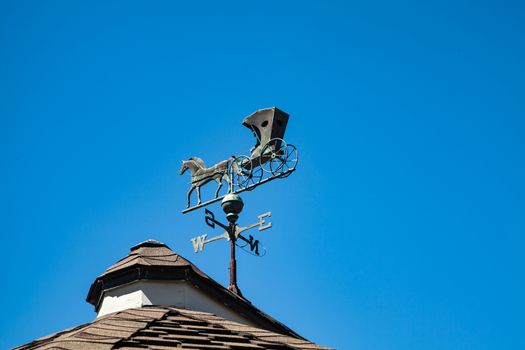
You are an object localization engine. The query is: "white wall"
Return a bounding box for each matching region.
[97,280,256,326]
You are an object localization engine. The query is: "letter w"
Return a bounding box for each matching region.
[190,234,207,253]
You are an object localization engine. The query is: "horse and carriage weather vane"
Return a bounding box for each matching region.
[179,107,298,295]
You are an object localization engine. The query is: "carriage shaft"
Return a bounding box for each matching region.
[181,167,296,214]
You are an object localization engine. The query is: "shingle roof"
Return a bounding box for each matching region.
[16,240,332,349]
[86,240,221,307]
[86,240,304,338]
[14,306,333,350]
[103,240,195,274]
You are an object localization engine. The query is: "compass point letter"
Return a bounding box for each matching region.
[191,234,207,253]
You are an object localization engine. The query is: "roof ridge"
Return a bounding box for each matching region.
[130,239,170,251]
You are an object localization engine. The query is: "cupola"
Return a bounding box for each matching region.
[86,239,298,336]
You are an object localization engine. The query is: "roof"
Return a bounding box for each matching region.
[242,107,289,156]
[91,239,198,280]
[86,240,303,338]
[14,306,333,350]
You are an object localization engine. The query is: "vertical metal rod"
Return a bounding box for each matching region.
[228,223,242,295]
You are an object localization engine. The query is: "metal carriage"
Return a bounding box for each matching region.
[230,107,298,189]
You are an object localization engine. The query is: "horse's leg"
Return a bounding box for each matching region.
[222,172,231,193]
[196,185,201,205]
[215,177,222,198]
[187,185,195,208]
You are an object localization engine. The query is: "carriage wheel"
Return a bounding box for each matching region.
[260,138,289,176]
[230,155,260,190]
[245,164,263,190]
[277,143,298,178]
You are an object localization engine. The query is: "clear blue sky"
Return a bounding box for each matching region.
[1,1,524,349]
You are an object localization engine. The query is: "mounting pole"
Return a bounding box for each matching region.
[222,193,244,296]
[228,222,241,295]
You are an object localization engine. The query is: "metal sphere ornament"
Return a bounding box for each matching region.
[221,193,244,223]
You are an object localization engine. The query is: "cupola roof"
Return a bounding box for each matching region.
[86,240,301,338]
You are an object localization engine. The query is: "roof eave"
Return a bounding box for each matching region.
[85,263,305,339]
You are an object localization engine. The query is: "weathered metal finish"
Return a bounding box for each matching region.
[190,231,229,253]
[180,157,230,208]
[205,208,229,230]
[190,210,272,254]
[180,107,298,214]
[222,193,244,223]
[237,234,260,255]
[180,107,297,296]
[234,212,272,238]
[243,107,289,159]
[228,221,240,295]
[188,207,273,295]
[258,139,298,175]
[220,196,243,295]
[181,167,296,214]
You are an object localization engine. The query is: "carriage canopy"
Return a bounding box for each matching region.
[242,107,289,157]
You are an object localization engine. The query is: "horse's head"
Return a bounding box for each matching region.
[179,160,189,175]
[180,158,203,175]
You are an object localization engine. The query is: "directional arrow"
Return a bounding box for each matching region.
[190,231,230,253]
[189,211,272,255]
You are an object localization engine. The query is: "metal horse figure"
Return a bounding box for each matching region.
[180,108,298,213]
[180,157,231,208]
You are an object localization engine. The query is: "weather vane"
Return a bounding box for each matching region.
[180,107,298,295]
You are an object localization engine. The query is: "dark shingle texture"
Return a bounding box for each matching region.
[86,240,305,339]
[15,306,333,350]
[103,241,195,275]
